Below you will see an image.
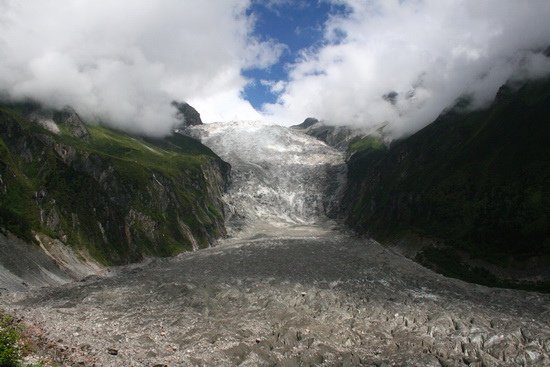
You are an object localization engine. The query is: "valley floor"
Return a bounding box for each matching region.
[2,225,549,366]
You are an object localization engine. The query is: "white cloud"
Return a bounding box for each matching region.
[263,0,550,138]
[0,0,283,136]
[260,79,287,94]
[2,0,549,138]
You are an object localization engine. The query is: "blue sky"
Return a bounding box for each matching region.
[242,1,349,109]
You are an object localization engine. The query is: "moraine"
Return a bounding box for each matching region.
[2,122,549,366]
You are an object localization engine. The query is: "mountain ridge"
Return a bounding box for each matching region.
[0,101,229,288]
[341,78,550,290]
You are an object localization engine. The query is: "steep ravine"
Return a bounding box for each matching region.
[1,121,548,366]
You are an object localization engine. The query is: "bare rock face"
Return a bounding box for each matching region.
[171,101,203,127]
[292,117,319,129]
[52,106,90,140]
[292,118,364,151]
[0,231,101,291]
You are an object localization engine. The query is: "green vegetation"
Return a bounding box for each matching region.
[0,313,47,367]
[0,315,20,367]
[0,102,228,265]
[347,135,386,156]
[345,78,550,290]
[416,246,550,292]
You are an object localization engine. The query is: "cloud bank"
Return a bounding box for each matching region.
[1,0,549,138]
[0,0,283,136]
[264,0,550,137]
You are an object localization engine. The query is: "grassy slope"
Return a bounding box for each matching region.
[345,79,550,290]
[0,104,227,265]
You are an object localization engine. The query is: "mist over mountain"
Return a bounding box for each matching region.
[0,100,229,271]
[0,0,282,136]
[0,1,549,139]
[1,2,550,366]
[264,1,550,138]
[342,77,550,290]
[1,80,549,365]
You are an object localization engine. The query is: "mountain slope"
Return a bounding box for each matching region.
[0,102,229,269]
[343,78,550,290]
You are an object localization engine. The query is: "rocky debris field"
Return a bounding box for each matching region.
[2,226,549,366]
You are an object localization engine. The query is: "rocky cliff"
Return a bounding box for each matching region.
[342,78,550,290]
[0,101,229,284]
[172,101,203,127]
[291,117,369,151]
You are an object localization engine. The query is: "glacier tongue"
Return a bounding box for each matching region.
[188,121,346,236]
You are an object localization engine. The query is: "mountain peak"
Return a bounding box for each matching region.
[52,106,90,140]
[172,101,203,127]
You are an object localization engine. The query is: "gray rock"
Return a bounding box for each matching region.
[53,106,90,140]
[292,117,319,129]
[292,119,364,151]
[172,101,203,126]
